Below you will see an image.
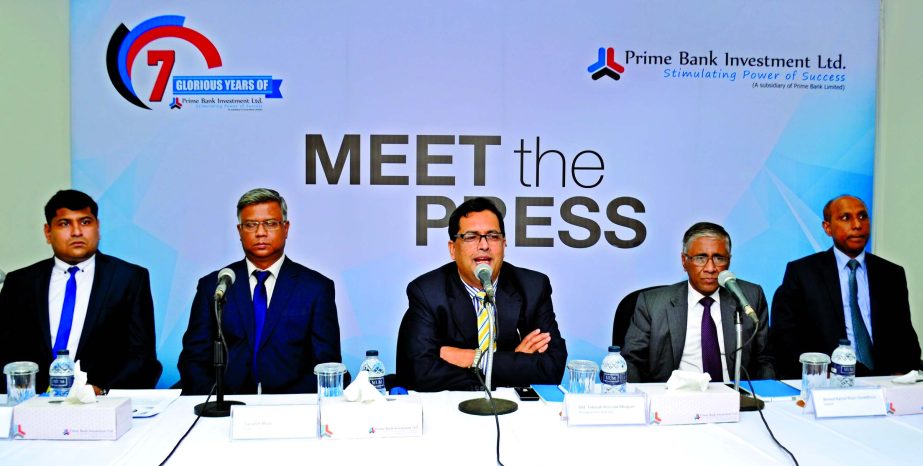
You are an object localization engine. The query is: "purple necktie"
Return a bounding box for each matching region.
[700,296,723,382]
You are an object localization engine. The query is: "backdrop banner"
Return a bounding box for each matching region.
[71,0,879,387]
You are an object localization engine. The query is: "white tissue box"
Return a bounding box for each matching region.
[638,383,739,425]
[881,381,923,416]
[13,396,132,440]
[320,394,422,439]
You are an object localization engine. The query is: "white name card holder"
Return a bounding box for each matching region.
[0,406,12,439]
[811,386,887,418]
[563,392,648,426]
[230,404,319,440]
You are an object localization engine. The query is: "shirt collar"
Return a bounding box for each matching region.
[687,281,718,304]
[832,247,866,271]
[53,253,96,274]
[459,273,500,299]
[246,254,286,278]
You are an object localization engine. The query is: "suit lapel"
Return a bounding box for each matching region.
[821,249,847,335]
[36,259,55,359]
[258,258,294,351]
[719,288,738,376]
[229,260,256,347]
[494,274,522,346]
[77,254,109,358]
[446,272,478,346]
[865,253,883,341]
[666,283,688,370]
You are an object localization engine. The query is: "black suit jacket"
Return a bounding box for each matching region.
[622,280,774,383]
[0,253,162,392]
[396,262,567,391]
[770,248,921,379]
[178,257,344,394]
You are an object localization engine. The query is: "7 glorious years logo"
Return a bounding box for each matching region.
[106,15,282,110]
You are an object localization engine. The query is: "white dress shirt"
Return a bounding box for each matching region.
[679,283,729,383]
[48,254,96,358]
[245,255,285,306]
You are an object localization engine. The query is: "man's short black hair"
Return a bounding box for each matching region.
[44,190,98,224]
[448,197,505,239]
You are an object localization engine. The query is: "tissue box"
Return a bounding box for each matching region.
[638,383,739,425]
[881,381,923,416]
[13,397,132,440]
[320,394,422,439]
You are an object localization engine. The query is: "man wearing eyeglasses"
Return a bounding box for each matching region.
[396,197,567,391]
[770,195,921,379]
[622,222,773,383]
[178,188,344,394]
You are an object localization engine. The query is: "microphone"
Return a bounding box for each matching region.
[474,263,494,299]
[718,270,759,325]
[214,268,236,301]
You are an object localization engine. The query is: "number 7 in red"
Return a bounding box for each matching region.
[147,50,175,102]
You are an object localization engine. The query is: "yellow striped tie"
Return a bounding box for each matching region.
[476,291,495,352]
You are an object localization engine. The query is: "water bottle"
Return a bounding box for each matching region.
[830,339,857,387]
[359,350,387,395]
[49,349,75,397]
[600,345,628,394]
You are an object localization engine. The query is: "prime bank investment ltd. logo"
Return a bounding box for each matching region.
[588,47,625,81]
[106,15,282,110]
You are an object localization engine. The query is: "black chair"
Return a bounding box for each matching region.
[611,285,665,348]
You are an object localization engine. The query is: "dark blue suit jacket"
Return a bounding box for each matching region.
[770,248,921,378]
[0,253,162,392]
[396,262,567,391]
[178,257,343,394]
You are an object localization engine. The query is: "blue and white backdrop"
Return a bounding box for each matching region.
[70,0,879,387]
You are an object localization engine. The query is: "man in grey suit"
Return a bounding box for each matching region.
[622,222,774,383]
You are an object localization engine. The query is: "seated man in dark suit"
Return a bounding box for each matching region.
[178,188,344,394]
[0,190,162,394]
[771,195,921,379]
[623,222,773,383]
[397,197,567,391]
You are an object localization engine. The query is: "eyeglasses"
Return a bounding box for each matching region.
[684,254,730,267]
[240,220,285,232]
[455,232,504,243]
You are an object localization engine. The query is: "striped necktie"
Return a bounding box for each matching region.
[475,291,496,352]
[847,259,874,369]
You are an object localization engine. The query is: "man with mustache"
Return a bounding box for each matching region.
[179,188,344,394]
[397,197,567,391]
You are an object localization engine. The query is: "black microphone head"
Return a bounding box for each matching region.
[717,270,736,288]
[217,267,236,285]
[474,263,492,281]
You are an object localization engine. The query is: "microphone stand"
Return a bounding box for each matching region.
[733,310,763,412]
[459,291,518,416]
[194,297,245,417]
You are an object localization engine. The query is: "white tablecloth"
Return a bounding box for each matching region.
[2,385,922,465]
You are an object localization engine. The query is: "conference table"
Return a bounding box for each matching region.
[2,379,922,465]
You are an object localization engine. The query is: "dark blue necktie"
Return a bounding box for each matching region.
[252,270,270,382]
[52,266,80,356]
[847,259,874,369]
[700,296,723,382]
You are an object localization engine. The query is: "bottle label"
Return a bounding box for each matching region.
[369,376,386,391]
[601,371,627,386]
[831,363,855,377]
[50,375,74,389]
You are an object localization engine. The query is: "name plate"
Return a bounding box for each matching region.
[812,387,886,418]
[230,404,318,440]
[0,406,12,439]
[563,393,647,426]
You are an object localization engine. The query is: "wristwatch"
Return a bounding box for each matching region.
[472,348,483,368]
